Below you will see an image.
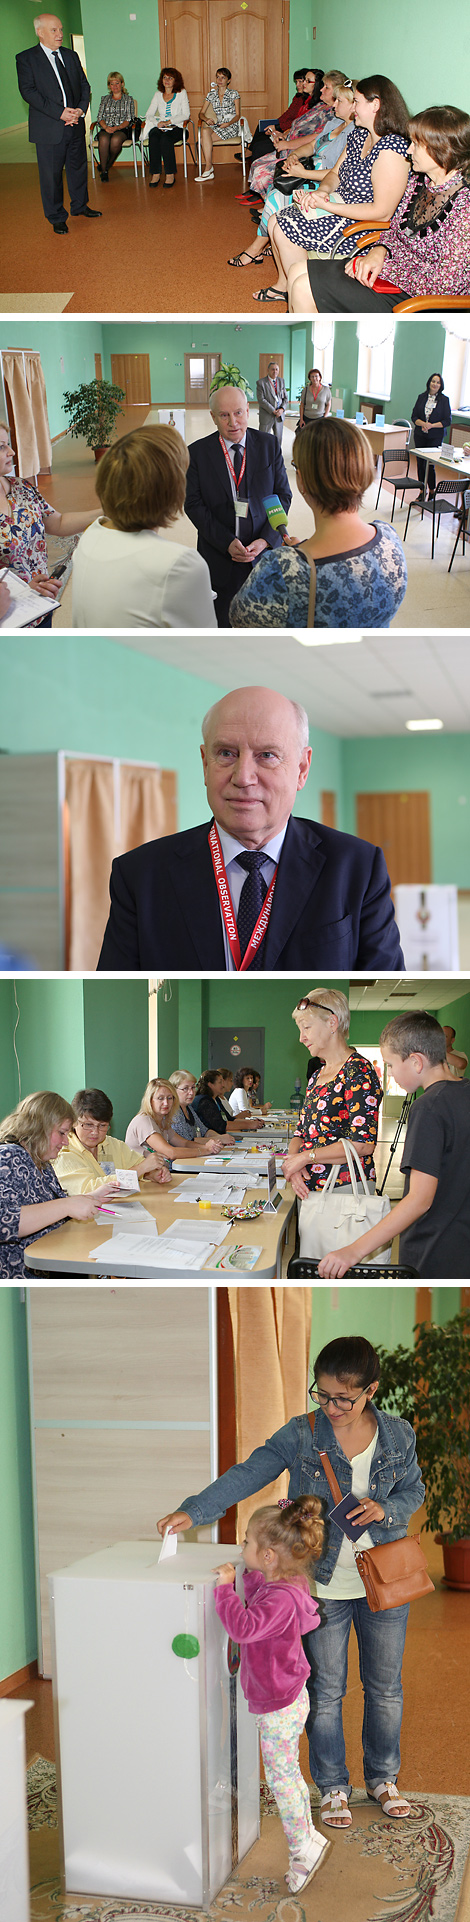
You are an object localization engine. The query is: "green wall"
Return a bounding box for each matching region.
[308,1282,464,1387]
[0,1294,36,1682]
[310,0,470,116]
[0,980,149,1137]
[0,981,21,1122]
[438,993,470,1074]
[158,977,347,1105]
[331,319,450,430]
[102,321,308,407]
[342,734,470,890]
[3,0,82,133]
[82,979,149,1134]
[0,322,103,442]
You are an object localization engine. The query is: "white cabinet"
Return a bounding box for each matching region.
[49,1540,259,1908]
[0,1699,32,1922]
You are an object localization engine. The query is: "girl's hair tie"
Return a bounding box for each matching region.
[278,1498,294,1509]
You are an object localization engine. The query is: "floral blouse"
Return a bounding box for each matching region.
[97,92,135,127]
[229,523,407,629]
[296,1052,382,1192]
[377,169,470,297]
[0,479,51,582]
[205,85,241,139]
[0,1143,65,1277]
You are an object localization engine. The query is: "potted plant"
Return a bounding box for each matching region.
[63,378,125,461]
[376,1309,470,1590]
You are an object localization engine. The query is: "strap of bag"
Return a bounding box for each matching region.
[307,556,317,628]
[308,1418,343,1505]
[316,1139,370,1205]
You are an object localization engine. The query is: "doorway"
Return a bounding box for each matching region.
[258,354,285,381]
[184,353,221,406]
[207,1025,265,1098]
[355,792,431,885]
[110,354,151,406]
[158,0,289,156]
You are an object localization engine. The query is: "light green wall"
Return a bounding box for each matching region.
[342,734,470,889]
[6,980,86,1111]
[310,0,470,116]
[158,978,347,1106]
[331,319,451,430]
[77,0,159,131]
[438,993,470,1074]
[82,980,149,1135]
[0,980,148,1138]
[308,1282,464,1387]
[102,321,308,407]
[349,997,470,1058]
[0,982,20,1122]
[0,322,103,442]
[2,0,82,133]
[0,1294,36,1682]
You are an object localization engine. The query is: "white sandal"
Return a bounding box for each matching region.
[320,1788,352,1827]
[367,1781,411,1818]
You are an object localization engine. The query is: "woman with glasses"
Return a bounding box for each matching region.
[282,990,382,1258]
[52,1086,171,1192]
[157,1332,424,1827]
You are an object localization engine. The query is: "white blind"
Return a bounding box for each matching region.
[312,318,334,385]
[442,321,470,410]
[356,317,395,399]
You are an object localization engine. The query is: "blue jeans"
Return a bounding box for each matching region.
[304,1595,409,1794]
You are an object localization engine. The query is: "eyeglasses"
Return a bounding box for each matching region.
[295,999,333,1016]
[76,1118,109,1133]
[309,1384,372,1413]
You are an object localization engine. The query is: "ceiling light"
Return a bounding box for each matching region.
[295,634,363,647]
[405,718,443,731]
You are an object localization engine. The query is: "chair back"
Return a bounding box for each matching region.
[392,418,412,444]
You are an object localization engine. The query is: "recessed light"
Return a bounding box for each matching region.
[405,718,443,731]
[295,635,363,647]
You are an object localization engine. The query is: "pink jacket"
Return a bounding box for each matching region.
[214,1567,320,1713]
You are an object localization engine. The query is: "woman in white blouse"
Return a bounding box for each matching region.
[142,66,190,187]
[72,425,216,629]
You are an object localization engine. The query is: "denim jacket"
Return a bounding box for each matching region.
[182,1405,425,1585]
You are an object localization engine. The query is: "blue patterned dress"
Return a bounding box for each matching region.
[277,126,409,257]
[0,1143,65,1277]
[229,522,407,628]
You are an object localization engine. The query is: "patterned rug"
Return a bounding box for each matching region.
[28,1759,470,1922]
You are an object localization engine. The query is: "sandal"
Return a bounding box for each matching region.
[366,1782,412,1819]
[227,250,260,266]
[320,1789,352,1828]
[252,286,288,303]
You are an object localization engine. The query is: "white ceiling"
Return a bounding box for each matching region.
[348,977,469,1010]
[111,633,470,737]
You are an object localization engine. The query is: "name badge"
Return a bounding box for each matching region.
[236,499,249,519]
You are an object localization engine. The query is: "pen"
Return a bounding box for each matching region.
[97,1206,117,1216]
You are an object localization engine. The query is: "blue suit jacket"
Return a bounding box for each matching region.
[97,815,404,971]
[16,44,90,145]
[185,427,292,595]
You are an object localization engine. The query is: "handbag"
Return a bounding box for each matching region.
[299,1138,392,1263]
[316,1442,435,1612]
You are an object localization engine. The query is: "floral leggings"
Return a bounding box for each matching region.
[256,1686,313,1855]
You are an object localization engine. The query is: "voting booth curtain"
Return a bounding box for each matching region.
[227,1287,312,1540]
[63,756,177,970]
[0,350,52,479]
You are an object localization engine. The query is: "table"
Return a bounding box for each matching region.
[25,1173,296,1278]
[345,419,409,458]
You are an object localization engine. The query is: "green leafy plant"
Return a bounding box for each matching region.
[63,379,125,450]
[375,1310,470,1543]
[209,363,253,398]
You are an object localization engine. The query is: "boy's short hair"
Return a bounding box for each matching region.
[96,426,189,532]
[380,1012,446,1065]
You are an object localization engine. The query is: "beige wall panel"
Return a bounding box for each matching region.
[0,755,59,888]
[30,1287,211,1422]
[36,1428,212,1674]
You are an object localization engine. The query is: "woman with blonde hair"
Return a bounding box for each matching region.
[282,991,382,1252]
[0,1092,105,1277]
[125,1077,220,1162]
[230,417,407,628]
[168,1071,221,1151]
[95,72,137,182]
[72,425,216,629]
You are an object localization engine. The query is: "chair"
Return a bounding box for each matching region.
[375,446,421,521]
[335,227,470,311]
[403,476,469,558]
[197,119,247,181]
[140,117,197,180]
[89,101,139,180]
[286,1255,418,1278]
[392,417,412,445]
[449,488,470,572]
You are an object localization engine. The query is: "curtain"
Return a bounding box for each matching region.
[64,758,177,969]
[227,1287,312,1541]
[120,765,172,851]
[0,350,52,478]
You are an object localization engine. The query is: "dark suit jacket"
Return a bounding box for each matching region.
[411,390,452,450]
[97,815,404,971]
[16,44,90,145]
[185,428,292,593]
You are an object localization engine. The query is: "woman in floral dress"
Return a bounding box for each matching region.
[282,991,382,1258]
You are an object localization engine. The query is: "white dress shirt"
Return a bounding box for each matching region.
[214,821,288,970]
[41,45,69,110]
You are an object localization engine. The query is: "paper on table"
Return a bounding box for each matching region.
[0,567,59,627]
[172,1180,247,1203]
[157,1218,229,1246]
[88,1232,162,1266]
[110,1201,153,1231]
[158,1525,178,1562]
[110,1168,140,1191]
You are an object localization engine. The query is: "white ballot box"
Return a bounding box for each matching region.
[49,1540,259,1908]
[0,1699,33,1922]
[394,884,460,970]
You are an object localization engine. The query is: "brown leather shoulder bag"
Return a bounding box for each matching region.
[308,1417,434,1611]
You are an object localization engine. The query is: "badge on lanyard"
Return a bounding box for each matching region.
[220,437,249,522]
[208,823,277,971]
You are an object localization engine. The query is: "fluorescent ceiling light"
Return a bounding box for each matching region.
[405,718,443,732]
[295,634,363,647]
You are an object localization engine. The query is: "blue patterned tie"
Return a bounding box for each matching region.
[236,850,268,969]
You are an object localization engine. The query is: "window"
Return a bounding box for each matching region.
[312,319,334,386]
[442,321,470,412]
[356,318,395,400]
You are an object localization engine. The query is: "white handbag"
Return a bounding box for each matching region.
[298,1138,392,1264]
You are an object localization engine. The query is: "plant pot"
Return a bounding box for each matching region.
[93,445,110,462]
[435,1534,470,1589]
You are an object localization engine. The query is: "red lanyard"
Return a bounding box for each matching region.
[219,437,247,495]
[208,823,277,971]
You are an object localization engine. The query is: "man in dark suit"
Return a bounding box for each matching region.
[16,13,102,235]
[185,379,292,626]
[98,686,404,972]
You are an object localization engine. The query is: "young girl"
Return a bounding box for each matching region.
[214,1497,331,1895]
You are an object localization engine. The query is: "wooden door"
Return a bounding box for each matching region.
[321,790,337,829]
[159,0,288,150]
[110,354,151,406]
[94,353,102,381]
[259,354,285,380]
[355,791,431,886]
[184,351,221,404]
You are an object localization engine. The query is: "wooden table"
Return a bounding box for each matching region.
[345,420,409,457]
[24,1175,296,1279]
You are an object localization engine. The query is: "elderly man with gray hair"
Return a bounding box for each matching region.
[98,684,404,972]
[16,14,101,234]
[185,366,291,625]
[256,361,288,443]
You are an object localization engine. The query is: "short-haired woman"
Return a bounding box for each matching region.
[229,1068,270,1120]
[168,1071,221,1151]
[71,426,216,628]
[282,991,382,1262]
[95,72,137,183]
[126,1078,222,1161]
[0,1092,106,1276]
[142,67,190,187]
[196,67,248,182]
[293,104,470,311]
[411,372,452,498]
[158,1331,425,1827]
[299,368,331,427]
[229,417,407,628]
[191,1071,237,1139]
[52,1086,171,1192]
[216,1069,260,1132]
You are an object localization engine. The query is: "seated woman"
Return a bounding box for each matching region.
[0,420,98,628]
[229,1068,269,1119]
[228,81,355,268]
[0,1092,106,1278]
[258,74,409,303]
[95,71,137,182]
[291,105,470,311]
[168,1070,221,1150]
[411,372,452,496]
[248,71,346,204]
[230,417,407,629]
[72,426,216,629]
[196,67,249,182]
[52,1086,171,1193]
[216,1068,260,1131]
[246,68,322,168]
[282,990,382,1262]
[126,1078,224,1161]
[142,66,190,187]
[191,1071,237,1139]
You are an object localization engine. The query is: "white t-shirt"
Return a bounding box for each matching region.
[229,1087,251,1114]
[72,520,217,629]
[316,1429,378,1600]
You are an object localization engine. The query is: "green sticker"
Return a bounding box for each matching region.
[172,1633,200,1660]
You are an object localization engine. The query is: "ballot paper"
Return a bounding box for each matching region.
[172,1180,248,1204]
[158,1525,178,1562]
[105,1200,154,1230]
[109,1168,140,1192]
[89,1218,230,1270]
[157,1219,229,1248]
[0,567,59,627]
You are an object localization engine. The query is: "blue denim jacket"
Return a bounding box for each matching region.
[182,1405,425,1585]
